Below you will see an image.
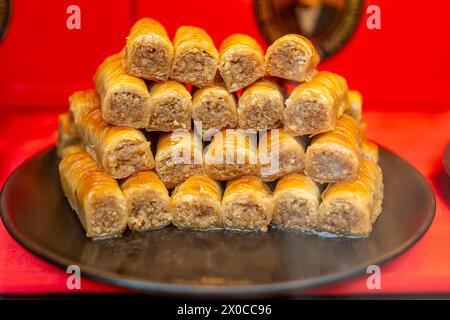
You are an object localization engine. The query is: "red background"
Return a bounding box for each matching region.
[0,0,450,295]
[1,0,450,110]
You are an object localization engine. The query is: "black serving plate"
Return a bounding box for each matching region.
[0,146,435,298]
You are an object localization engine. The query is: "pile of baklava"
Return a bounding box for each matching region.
[57,18,383,239]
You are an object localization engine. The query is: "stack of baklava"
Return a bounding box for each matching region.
[57,18,383,239]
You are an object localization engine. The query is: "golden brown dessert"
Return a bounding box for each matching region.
[218,33,265,92]
[265,34,319,82]
[192,85,238,136]
[258,129,306,181]
[171,175,223,229]
[238,79,285,130]
[345,90,363,122]
[272,173,321,230]
[122,18,174,81]
[155,130,204,189]
[305,114,361,183]
[284,71,348,136]
[59,148,128,238]
[70,90,155,179]
[121,171,172,231]
[204,129,258,180]
[170,26,219,88]
[360,139,379,163]
[318,159,384,236]
[146,81,192,132]
[222,176,273,232]
[94,54,151,128]
[57,113,79,158]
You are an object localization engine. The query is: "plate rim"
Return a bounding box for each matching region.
[0,145,436,297]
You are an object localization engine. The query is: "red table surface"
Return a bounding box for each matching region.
[0,107,449,295]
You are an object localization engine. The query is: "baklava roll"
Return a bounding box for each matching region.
[57,113,79,158]
[170,26,219,88]
[94,54,151,128]
[204,129,258,180]
[59,148,128,238]
[272,173,321,230]
[218,33,265,92]
[238,80,285,130]
[360,139,379,163]
[155,130,204,189]
[121,18,174,81]
[305,114,361,183]
[265,34,319,82]
[192,85,238,137]
[121,171,172,232]
[318,159,383,236]
[70,90,155,179]
[222,176,273,232]
[146,81,192,132]
[284,71,346,136]
[345,90,363,122]
[171,175,222,229]
[258,129,306,182]
[60,144,83,158]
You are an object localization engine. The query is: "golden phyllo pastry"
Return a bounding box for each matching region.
[170,26,219,88]
[171,175,223,229]
[94,54,151,128]
[192,85,238,136]
[122,18,174,81]
[265,34,319,82]
[238,79,285,130]
[146,81,192,132]
[155,130,204,189]
[222,176,273,232]
[59,148,128,238]
[57,113,79,158]
[318,159,384,236]
[204,129,258,180]
[272,173,321,230]
[305,114,361,183]
[218,33,265,92]
[60,144,84,158]
[121,171,172,232]
[345,90,363,122]
[360,139,379,163]
[69,90,155,179]
[284,71,348,136]
[258,129,306,182]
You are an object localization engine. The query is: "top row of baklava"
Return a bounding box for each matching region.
[120,18,319,91]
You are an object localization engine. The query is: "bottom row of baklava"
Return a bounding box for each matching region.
[59,144,383,239]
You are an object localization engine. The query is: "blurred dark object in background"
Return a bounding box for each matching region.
[254,0,363,59]
[0,0,11,41]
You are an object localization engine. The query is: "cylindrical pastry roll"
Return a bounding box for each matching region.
[345,90,363,122]
[360,139,379,163]
[121,171,172,231]
[192,85,238,136]
[170,26,219,88]
[221,176,273,232]
[171,175,222,229]
[305,114,361,183]
[272,173,321,230]
[70,90,155,179]
[318,159,383,236]
[155,130,204,189]
[146,81,192,132]
[218,34,265,92]
[258,129,306,181]
[238,80,285,130]
[265,34,319,82]
[59,148,128,238]
[204,129,258,180]
[121,18,174,81]
[94,54,151,128]
[284,71,348,136]
[60,144,84,158]
[57,113,79,158]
